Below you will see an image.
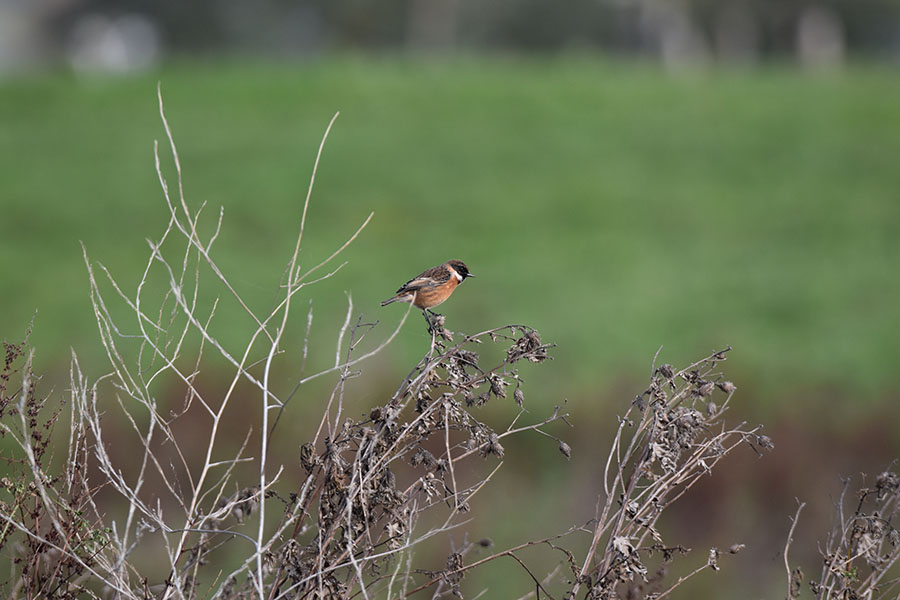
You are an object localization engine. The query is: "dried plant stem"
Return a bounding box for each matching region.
[784,501,806,599]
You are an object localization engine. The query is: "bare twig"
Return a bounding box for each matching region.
[784,501,806,599]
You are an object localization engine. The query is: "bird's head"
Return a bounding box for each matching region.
[447,260,474,281]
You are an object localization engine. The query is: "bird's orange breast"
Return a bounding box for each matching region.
[412,277,459,309]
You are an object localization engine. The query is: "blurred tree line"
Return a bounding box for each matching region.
[4,0,899,73]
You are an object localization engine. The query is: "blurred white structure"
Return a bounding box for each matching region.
[797,5,846,70]
[638,0,711,70]
[0,0,160,76]
[67,13,161,74]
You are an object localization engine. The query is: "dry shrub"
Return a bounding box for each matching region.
[785,469,900,600]
[0,94,803,600]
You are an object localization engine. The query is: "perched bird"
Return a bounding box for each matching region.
[381,260,474,329]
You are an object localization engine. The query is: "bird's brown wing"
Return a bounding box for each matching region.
[395,264,451,294]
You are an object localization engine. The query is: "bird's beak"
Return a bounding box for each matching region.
[467,273,475,278]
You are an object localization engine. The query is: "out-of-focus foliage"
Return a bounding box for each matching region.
[42,0,900,56]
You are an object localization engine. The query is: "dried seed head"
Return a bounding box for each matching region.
[507,329,550,363]
[300,442,317,472]
[658,364,675,380]
[410,448,436,468]
[415,391,429,413]
[420,472,441,499]
[558,440,572,460]
[453,348,480,367]
[756,434,775,450]
[513,387,524,407]
[633,393,646,411]
[697,381,715,397]
[712,347,731,360]
[790,566,804,598]
[613,536,634,557]
[229,488,259,523]
[717,381,737,394]
[489,375,508,399]
[728,543,745,554]
[380,468,396,490]
[482,433,505,458]
[876,471,900,501]
[444,551,464,595]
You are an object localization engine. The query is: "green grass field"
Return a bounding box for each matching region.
[2,57,900,405]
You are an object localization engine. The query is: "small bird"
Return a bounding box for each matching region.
[381,259,474,330]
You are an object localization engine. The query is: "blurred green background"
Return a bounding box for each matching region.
[3,1,900,598]
[6,59,900,398]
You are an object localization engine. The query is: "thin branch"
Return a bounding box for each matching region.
[784,501,806,600]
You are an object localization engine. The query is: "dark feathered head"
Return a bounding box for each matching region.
[448,260,474,280]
